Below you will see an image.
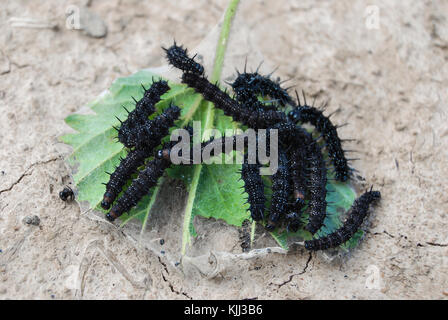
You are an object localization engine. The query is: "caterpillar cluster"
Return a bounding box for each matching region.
[98,42,381,252]
[101,82,181,213]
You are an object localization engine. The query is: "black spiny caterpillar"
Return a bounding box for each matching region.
[232,71,293,107]
[116,80,170,144]
[102,83,181,210]
[101,147,152,210]
[304,190,381,251]
[106,157,171,221]
[304,137,328,235]
[121,104,180,149]
[285,146,308,232]
[182,72,288,129]
[265,148,290,231]
[163,42,204,76]
[241,153,266,222]
[288,95,352,182]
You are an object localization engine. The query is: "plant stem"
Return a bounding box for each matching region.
[181,0,240,255]
[250,220,256,247]
[210,0,240,83]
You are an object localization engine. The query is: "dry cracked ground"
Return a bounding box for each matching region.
[0,0,447,299]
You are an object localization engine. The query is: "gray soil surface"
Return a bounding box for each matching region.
[0,0,447,299]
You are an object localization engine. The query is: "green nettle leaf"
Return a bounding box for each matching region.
[60,0,360,255]
[191,161,250,234]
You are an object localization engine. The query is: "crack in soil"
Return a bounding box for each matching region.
[0,157,60,196]
[368,230,447,248]
[275,252,313,288]
[425,242,447,247]
[158,256,192,300]
[157,256,170,275]
[0,171,33,196]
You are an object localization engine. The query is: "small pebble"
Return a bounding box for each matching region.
[23,215,40,226]
[79,7,108,38]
